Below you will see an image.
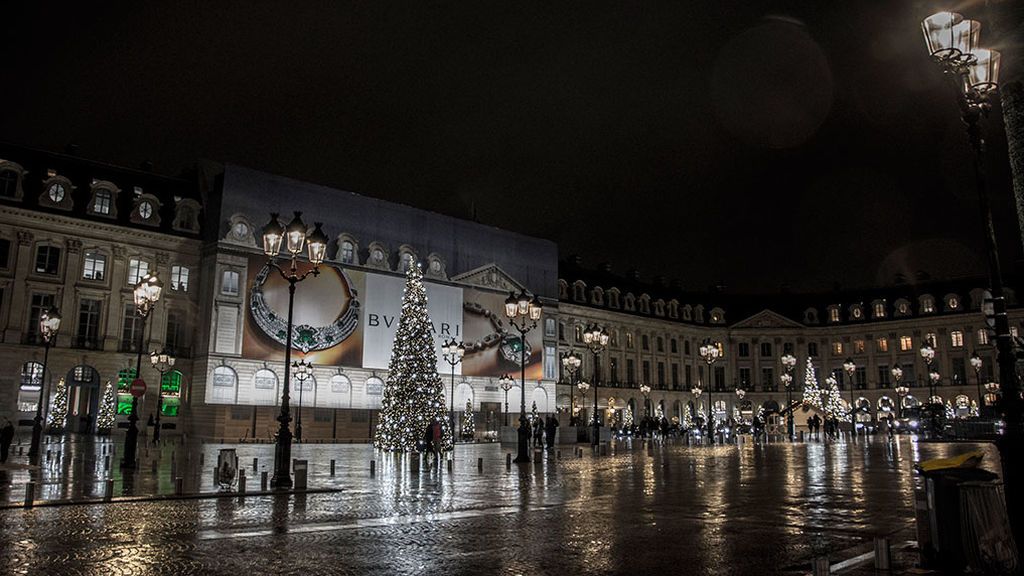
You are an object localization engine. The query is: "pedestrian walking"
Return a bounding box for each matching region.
[533,418,544,447]
[431,419,443,461]
[545,415,559,448]
[0,419,14,464]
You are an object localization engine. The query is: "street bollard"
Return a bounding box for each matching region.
[212,467,218,487]
[261,471,268,491]
[506,453,512,469]
[447,459,453,472]
[238,469,246,494]
[811,557,829,576]
[478,457,484,471]
[874,537,891,570]
[293,460,308,490]
[23,483,34,509]
[151,459,158,472]
[800,430,804,442]
[533,451,541,464]
[104,455,110,470]
[600,443,608,456]
[556,449,561,459]
[200,453,204,465]
[370,460,376,477]
[330,459,335,476]
[410,456,420,474]
[46,450,51,462]
[253,457,258,471]
[18,446,23,456]
[104,479,114,501]
[175,477,184,496]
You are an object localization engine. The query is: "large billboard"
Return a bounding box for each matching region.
[242,255,543,379]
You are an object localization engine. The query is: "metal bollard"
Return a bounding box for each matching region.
[478,457,484,471]
[261,471,268,491]
[330,459,335,476]
[175,477,184,496]
[253,457,258,471]
[506,453,512,469]
[104,479,114,502]
[24,482,35,509]
[556,449,561,459]
[46,450,51,462]
[811,556,829,576]
[18,446,23,456]
[212,467,218,487]
[447,459,453,472]
[410,456,419,473]
[874,537,891,570]
[800,430,804,442]
[238,470,246,494]
[200,453,205,465]
[105,455,110,470]
[370,460,376,477]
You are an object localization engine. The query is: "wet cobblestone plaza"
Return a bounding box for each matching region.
[0,436,1001,575]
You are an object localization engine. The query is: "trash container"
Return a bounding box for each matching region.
[960,481,1019,574]
[916,467,999,572]
[293,459,308,490]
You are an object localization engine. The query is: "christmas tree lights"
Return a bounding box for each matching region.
[47,377,68,431]
[462,399,475,439]
[96,380,116,433]
[373,264,453,452]
[529,401,539,426]
[802,357,823,410]
[823,375,848,421]
[622,405,633,428]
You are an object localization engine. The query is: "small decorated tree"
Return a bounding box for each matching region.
[96,380,116,434]
[47,377,68,431]
[529,401,539,426]
[622,405,634,428]
[802,357,823,411]
[683,403,694,430]
[461,399,475,439]
[823,376,848,421]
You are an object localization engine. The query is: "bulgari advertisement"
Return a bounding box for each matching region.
[242,255,543,379]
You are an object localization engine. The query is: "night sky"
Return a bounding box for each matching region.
[2,1,1019,293]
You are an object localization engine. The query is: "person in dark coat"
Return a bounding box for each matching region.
[0,419,14,464]
[533,418,544,447]
[545,415,559,448]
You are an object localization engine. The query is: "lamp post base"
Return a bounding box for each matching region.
[271,426,294,489]
[121,421,139,469]
[28,416,42,465]
[513,418,531,463]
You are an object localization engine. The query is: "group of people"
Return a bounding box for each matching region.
[806,413,842,440]
[531,415,559,448]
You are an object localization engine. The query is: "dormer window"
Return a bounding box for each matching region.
[0,160,24,200]
[48,183,66,203]
[851,306,863,320]
[872,301,886,319]
[921,296,935,314]
[341,241,355,263]
[93,190,112,214]
[131,193,162,225]
[828,307,840,323]
[573,282,586,302]
[947,295,960,310]
[608,290,620,309]
[139,201,153,219]
[39,175,74,210]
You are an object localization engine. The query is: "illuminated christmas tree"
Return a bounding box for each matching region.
[802,357,823,410]
[682,403,694,430]
[655,405,664,420]
[96,380,116,433]
[823,376,848,421]
[622,405,633,428]
[529,401,539,425]
[374,264,453,452]
[461,399,475,438]
[47,377,68,431]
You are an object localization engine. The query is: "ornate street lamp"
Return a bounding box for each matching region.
[639,383,652,417]
[122,272,163,469]
[292,358,312,442]
[843,358,858,437]
[262,212,328,488]
[499,374,514,427]
[920,342,937,403]
[442,339,465,438]
[780,353,797,440]
[505,290,542,463]
[699,339,721,443]
[561,351,582,425]
[582,324,609,447]
[28,308,61,465]
[576,379,590,428]
[893,362,908,418]
[149,349,176,444]
[970,352,984,416]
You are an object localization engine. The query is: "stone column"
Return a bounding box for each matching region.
[3,230,34,342]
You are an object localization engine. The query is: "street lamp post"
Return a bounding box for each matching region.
[561,351,582,425]
[583,325,610,448]
[921,12,1024,544]
[690,385,702,439]
[503,290,542,464]
[442,339,465,439]
[639,384,651,418]
[28,308,61,465]
[261,212,329,489]
[149,349,175,444]
[122,272,163,469]
[892,365,906,421]
[843,358,857,439]
[577,380,590,435]
[970,352,984,416]
[292,358,312,442]
[499,374,514,427]
[780,353,797,441]
[920,342,937,404]
[699,340,721,443]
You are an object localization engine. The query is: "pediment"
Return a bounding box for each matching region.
[731,309,805,329]
[451,263,524,293]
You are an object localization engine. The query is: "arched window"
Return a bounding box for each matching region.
[71,365,97,385]
[340,241,355,263]
[365,376,385,409]
[0,168,19,198]
[293,373,316,407]
[254,368,278,390]
[161,370,184,416]
[329,374,352,408]
[573,281,586,302]
[211,365,238,403]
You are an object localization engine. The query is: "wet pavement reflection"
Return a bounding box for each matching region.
[0,435,1001,575]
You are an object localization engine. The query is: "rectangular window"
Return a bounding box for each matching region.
[626,333,634,349]
[899,336,913,351]
[26,293,56,342]
[75,299,102,349]
[739,367,751,386]
[656,362,665,387]
[951,357,966,384]
[642,334,650,351]
[642,361,651,384]
[761,367,774,390]
[544,318,556,338]
[808,342,818,357]
[166,310,184,354]
[543,345,556,380]
[82,251,106,280]
[171,265,190,292]
[609,358,619,384]
[127,258,149,285]
[977,329,989,346]
[760,342,772,357]
[738,342,749,357]
[854,340,865,354]
[121,304,143,351]
[670,339,677,354]
[873,302,886,318]
[0,238,10,269]
[93,190,112,214]
[684,340,690,355]
[829,308,840,322]
[832,342,843,355]
[221,270,240,296]
[656,337,663,353]
[877,337,889,352]
[34,245,60,274]
[950,330,963,348]
[855,367,867,389]
[925,332,937,347]
[685,364,692,386]
[626,359,635,384]
[671,363,679,388]
[714,366,725,391]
